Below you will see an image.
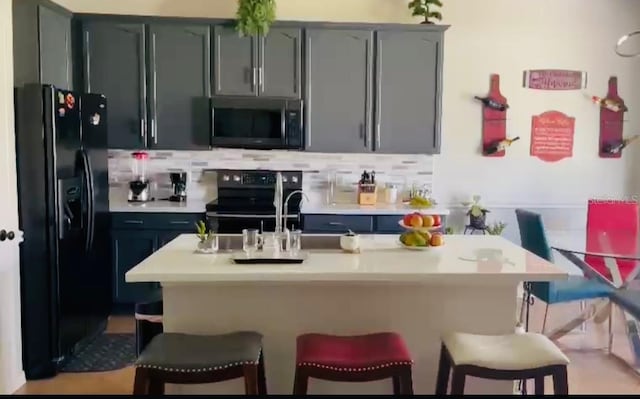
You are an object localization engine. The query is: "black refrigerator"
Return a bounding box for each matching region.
[14,84,112,379]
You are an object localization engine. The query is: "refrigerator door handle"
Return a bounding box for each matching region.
[81,150,95,252]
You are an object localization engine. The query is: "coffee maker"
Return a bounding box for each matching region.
[128,151,151,202]
[169,172,188,202]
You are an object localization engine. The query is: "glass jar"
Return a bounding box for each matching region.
[384,184,398,204]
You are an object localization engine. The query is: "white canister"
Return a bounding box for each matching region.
[384,184,398,204]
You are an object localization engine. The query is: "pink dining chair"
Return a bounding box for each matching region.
[585,200,639,282]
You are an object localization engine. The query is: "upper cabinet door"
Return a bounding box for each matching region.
[213,25,257,96]
[258,28,301,98]
[38,6,72,90]
[305,29,373,153]
[374,31,443,154]
[83,21,147,149]
[149,24,211,150]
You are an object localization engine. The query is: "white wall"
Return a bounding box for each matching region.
[52,0,640,209]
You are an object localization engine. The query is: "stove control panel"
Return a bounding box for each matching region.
[217,170,303,189]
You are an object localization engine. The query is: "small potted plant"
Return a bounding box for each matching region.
[408,0,443,24]
[195,221,216,253]
[486,221,507,236]
[463,195,489,229]
[235,0,277,37]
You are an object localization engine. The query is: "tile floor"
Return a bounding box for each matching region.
[14,300,640,395]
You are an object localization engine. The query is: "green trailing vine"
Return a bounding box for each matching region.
[235,0,277,37]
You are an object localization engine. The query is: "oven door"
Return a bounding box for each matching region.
[211,97,287,149]
[207,212,301,234]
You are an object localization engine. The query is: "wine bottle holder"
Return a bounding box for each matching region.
[599,76,626,159]
[480,74,509,157]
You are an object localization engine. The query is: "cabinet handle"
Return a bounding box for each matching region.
[259,67,264,92]
[252,67,257,88]
[328,222,344,226]
[376,123,381,149]
[124,220,143,225]
[151,119,157,144]
[140,119,145,140]
[169,221,190,225]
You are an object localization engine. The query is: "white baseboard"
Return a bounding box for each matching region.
[4,370,25,395]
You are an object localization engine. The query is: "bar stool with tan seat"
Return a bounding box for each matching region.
[435,331,569,395]
[133,331,267,395]
[293,332,414,395]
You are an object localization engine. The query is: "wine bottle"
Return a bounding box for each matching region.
[474,96,509,111]
[604,135,640,154]
[484,136,520,155]
[591,95,628,113]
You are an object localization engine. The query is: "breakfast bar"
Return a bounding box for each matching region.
[126,234,567,395]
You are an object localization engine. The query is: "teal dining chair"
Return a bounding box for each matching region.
[515,209,613,336]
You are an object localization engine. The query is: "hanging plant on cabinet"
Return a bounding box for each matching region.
[408,0,443,24]
[235,0,277,37]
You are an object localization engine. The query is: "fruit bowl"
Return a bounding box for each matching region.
[399,242,441,251]
[398,220,442,232]
[398,230,444,250]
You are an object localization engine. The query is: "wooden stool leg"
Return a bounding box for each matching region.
[293,367,309,395]
[400,367,414,395]
[534,375,545,395]
[435,344,452,395]
[148,378,165,395]
[133,368,150,395]
[392,376,402,395]
[257,351,268,395]
[243,364,259,395]
[552,366,569,395]
[450,368,466,395]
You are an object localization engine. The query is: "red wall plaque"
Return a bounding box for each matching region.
[481,74,508,157]
[523,70,587,90]
[530,111,575,162]
[599,76,626,159]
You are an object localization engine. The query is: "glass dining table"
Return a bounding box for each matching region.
[550,230,640,374]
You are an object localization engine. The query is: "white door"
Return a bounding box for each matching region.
[0,0,25,394]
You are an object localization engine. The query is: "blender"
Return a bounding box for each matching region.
[128,151,151,202]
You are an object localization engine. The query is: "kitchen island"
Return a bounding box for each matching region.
[126,234,567,395]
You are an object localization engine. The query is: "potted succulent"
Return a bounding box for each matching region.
[408,0,443,24]
[486,221,507,236]
[235,0,277,37]
[463,195,489,229]
[195,221,216,253]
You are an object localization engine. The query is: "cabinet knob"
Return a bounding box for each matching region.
[0,230,15,241]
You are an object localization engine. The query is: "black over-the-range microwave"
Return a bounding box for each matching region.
[210,96,304,150]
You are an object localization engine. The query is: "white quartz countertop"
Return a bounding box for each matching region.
[126,234,567,285]
[110,197,208,213]
[301,202,450,216]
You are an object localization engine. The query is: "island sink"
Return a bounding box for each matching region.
[217,234,343,251]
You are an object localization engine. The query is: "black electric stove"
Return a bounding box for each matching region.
[206,170,303,234]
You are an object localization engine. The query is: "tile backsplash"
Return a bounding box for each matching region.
[108,149,434,205]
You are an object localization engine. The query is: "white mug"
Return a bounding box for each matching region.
[340,234,360,252]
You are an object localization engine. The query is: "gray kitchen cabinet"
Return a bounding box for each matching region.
[112,230,158,304]
[374,31,443,154]
[305,29,373,153]
[13,1,73,89]
[38,5,73,89]
[83,21,147,149]
[258,28,302,98]
[214,26,302,98]
[213,25,257,96]
[149,24,211,150]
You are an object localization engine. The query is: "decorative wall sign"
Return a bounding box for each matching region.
[523,69,588,90]
[530,111,575,162]
[479,74,509,157]
[599,77,626,159]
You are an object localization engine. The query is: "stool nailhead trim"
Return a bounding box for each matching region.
[298,360,413,372]
[137,360,258,373]
[136,349,263,373]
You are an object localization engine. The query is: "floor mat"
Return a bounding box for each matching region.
[61,333,136,373]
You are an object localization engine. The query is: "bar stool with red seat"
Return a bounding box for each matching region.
[293,332,414,395]
[586,200,639,282]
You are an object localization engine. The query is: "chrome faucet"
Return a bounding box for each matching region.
[283,190,310,231]
[274,172,284,236]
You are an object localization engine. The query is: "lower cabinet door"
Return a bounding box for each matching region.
[112,230,158,304]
